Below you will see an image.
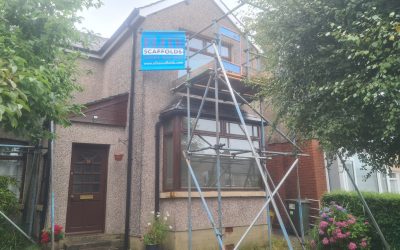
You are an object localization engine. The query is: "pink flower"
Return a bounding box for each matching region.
[334,228,342,235]
[348,242,357,250]
[364,221,369,225]
[361,240,367,248]
[319,220,329,229]
[310,240,316,248]
[348,218,356,225]
[322,237,329,245]
[335,221,348,227]
[319,229,325,235]
[329,237,336,243]
[329,218,334,222]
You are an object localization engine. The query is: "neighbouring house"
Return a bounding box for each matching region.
[1,0,395,249]
[327,155,400,194]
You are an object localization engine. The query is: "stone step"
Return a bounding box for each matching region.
[63,234,123,250]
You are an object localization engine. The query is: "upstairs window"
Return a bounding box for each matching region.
[163,116,262,191]
[178,35,232,77]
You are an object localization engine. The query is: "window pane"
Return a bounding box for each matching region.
[355,167,379,192]
[178,48,215,77]
[343,161,355,191]
[228,138,258,157]
[206,43,229,58]
[189,38,203,50]
[228,123,254,136]
[183,118,217,132]
[390,180,399,193]
[182,134,227,154]
[206,42,215,54]
[165,136,174,189]
[181,155,261,189]
[189,53,214,71]
[0,159,24,197]
[0,146,25,157]
[379,173,388,192]
[221,46,229,58]
[253,126,259,137]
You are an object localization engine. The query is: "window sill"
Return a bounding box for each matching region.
[160,191,266,199]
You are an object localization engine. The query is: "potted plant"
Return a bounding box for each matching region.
[143,211,172,250]
[40,224,65,249]
[114,152,124,161]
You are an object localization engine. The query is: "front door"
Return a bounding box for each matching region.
[66,143,109,234]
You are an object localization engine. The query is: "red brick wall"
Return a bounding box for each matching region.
[266,139,327,201]
[266,140,327,226]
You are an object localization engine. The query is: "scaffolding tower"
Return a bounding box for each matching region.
[181,1,308,249]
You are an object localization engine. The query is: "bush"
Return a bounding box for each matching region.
[0,176,36,249]
[309,202,370,249]
[322,191,400,249]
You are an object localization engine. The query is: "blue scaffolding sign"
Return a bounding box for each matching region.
[141,31,186,71]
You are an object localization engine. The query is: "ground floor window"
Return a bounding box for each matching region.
[163,116,262,191]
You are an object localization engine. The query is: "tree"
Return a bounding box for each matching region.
[249,0,400,172]
[0,0,101,142]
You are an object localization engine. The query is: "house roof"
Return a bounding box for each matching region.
[70,93,129,127]
[76,0,253,59]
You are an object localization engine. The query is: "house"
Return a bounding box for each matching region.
[0,0,329,249]
[52,1,325,248]
[3,0,384,249]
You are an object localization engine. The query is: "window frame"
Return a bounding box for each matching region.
[186,32,232,61]
[162,115,263,191]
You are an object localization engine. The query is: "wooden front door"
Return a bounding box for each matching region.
[66,143,109,234]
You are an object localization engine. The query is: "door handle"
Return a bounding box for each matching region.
[70,194,75,198]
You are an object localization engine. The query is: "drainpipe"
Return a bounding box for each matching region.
[124,27,139,250]
[154,121,161,213]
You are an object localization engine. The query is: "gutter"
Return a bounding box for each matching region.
[124,14,144,250]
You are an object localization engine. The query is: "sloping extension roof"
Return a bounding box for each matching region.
[75,0,252,60]
[70,93,129,127]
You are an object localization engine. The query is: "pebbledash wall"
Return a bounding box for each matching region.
[51,0,328,249]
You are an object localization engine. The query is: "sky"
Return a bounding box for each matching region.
[78,0,239,38]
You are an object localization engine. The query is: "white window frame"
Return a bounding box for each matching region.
[339,160,357,191]
[387,172,400,193]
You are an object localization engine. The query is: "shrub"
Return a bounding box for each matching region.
[309,202,370,249]
[322,191,400,249]
[0,176,36,249]
[0,176,18,214]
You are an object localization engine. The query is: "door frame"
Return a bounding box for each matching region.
[65,143,109,234]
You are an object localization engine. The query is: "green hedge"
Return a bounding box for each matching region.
[322,191,400,249]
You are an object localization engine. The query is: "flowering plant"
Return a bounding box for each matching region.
[143,211,172,245]
[40,224,64,244]
[309,202,370,250]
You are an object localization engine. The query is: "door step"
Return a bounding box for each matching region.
[63,234,123,250]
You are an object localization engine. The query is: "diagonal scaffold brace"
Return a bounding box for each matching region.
[212,43,295,250]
